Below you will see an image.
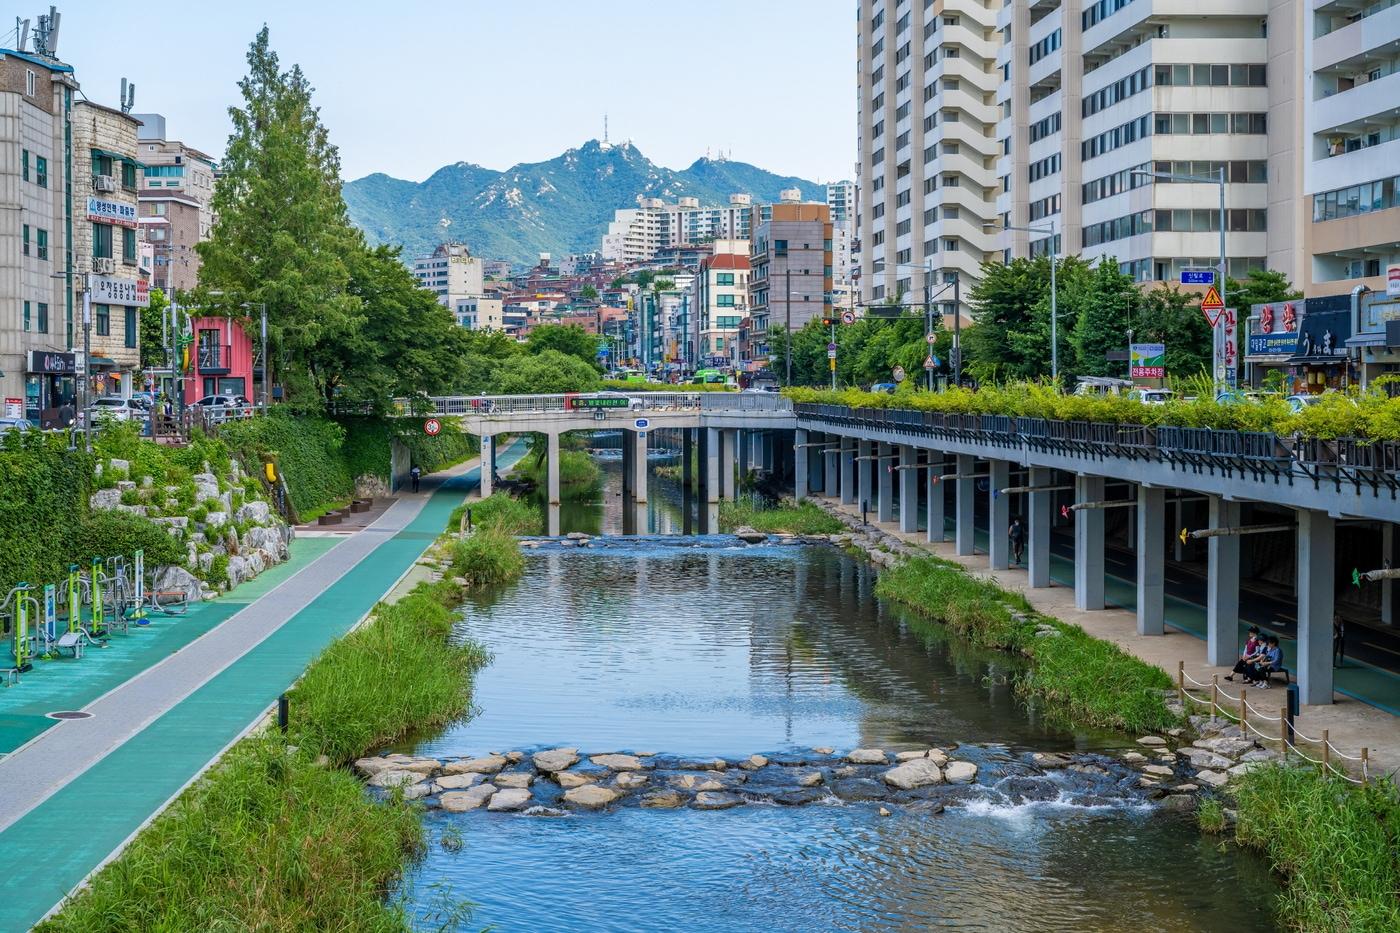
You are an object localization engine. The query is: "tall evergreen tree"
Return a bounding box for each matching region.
[196,28,363,407]
[1070,258,1140,377]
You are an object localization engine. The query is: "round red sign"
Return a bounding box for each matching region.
[424,418,441,436]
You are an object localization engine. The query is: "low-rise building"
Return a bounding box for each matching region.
[184,314,254,404]
[453,296,503,331]
[413,242,484,305]
[748,195,832,370]
[694,241,750,369]
[132,113,216,294]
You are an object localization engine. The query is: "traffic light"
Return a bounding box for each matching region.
[822,317,834,327]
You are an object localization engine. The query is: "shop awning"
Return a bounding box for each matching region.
[89,148,147,169]
[89,357,117,370]
[1345,332,1387,348]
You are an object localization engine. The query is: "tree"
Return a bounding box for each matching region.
[526,324,598,368]
[579,284,599,300]
[1225,268,1301,311]
[195,28,364,408]
[139,288,170,372]
[1070,258,1140,378]
[965,255,1090,383]
[1135,286,1213,378]
[492,349,601,394]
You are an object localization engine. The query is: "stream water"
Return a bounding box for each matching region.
[395,447,1280,932]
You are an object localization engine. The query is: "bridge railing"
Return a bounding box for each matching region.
[397,392,794,417]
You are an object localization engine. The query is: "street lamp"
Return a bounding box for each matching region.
[891,261,958,390]
[985,219,1059,381]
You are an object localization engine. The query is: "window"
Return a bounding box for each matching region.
[21,149,28,182]
[123,228,136,264]
[35,156,47,188]
[92,153,113,177]
[125,308,138,348]
[942,174,960,187]
[22,224,30,257]
[25,69,35,96]
[36,302,47,334]
[715,272,734,286]
[122,161,137,190]
[37,228,47,260]
[717,294,736,308]
[93,223,113,259]
[774,239,788,257]
[23,300,30,332]
[943,238,959,251]
[96,304,111,336]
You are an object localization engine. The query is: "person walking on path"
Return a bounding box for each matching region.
[410,464,422,493]
[1334,613,1346,668]
[1008,517,1026,566]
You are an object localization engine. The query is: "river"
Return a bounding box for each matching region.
[394,443,1280,931]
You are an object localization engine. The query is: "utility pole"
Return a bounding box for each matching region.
[950,273,961,387]
[784,266,792,386]
[830,314,837,390]
[923,273,933,391]
[259,303,269,409]
[80,280,91,451]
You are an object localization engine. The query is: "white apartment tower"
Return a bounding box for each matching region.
[858,0,1000,320]
[992,1,1301,288]
[413,242,484,305]
[601,194,754,264]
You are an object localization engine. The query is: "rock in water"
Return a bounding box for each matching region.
[533,747,580,773]
[1137,736,1167,747]
[741,754,769,770]
[831,778,887,801]
[440,784,496,812]
[846,748,888,765]
[435,773,485,790]
[692,791,743,810]
[772,788,826,806]
[591,753,644,771]
[640,790,687,809]
[564,784,621,809]
[556,771,598,789]
[487,788,533,811]
[882,758,944,790]
[495,773,534,789]
[943,761,978,784]
[615,772,649,789]
[445,755,507,775]
[796,771,825,787]
[367,769,420,789]
[894,750,929,762]
[878,807,892,817]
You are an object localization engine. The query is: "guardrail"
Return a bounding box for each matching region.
[397,393,793,417]
[794,402,1400,496]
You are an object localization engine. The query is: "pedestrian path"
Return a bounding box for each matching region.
[0,441,526,931]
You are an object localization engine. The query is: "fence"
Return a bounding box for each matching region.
[1177,662,1373,784]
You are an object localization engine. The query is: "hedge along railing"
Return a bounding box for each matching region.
[1176,663,1374,784]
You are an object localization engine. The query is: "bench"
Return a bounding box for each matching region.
[1263,666,1290,685]
[350,498,373,514]
[317,510,344,526]
[55,631,85,659]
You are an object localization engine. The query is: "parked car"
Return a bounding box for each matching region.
[193,394,253,422]
[0,416,34,433]
[870,382,898,394]
[80,396,145,425]
[1129,388,1175,405]
[1285,394,1321,413]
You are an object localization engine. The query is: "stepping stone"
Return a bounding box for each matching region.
[1143,765,1174,777]
[846,748,888,765]
[831,778,887,801]
[691,791,743,810]
[1137,736,1167,747]
[435,773,485,790]
[943,761,978,784]
[797,771,824,787]
[740,754,769,770]
[640,790,686,809]
[495,773,533,789]
[564,784,621,809]
[882,759,944,790]
[556,771,598,789]
[444,755,507,775]
[440,784,495,812]
[533,748,580,773]
[487,788,532,811]
[678,757,727,771]
[591,753,644,771]
[614,772,649,789]
[1194,770,1229,788]
[773,788,826,806]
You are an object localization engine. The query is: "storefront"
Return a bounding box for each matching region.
[1346,291,1400,390]
[1244,300,1301,392]
[25,350,77,428]
[1287,296,1354,392]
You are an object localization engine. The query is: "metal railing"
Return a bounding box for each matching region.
[398,392,793,417]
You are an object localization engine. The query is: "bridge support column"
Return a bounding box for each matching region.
[1297,509,1335,706]
[794,429,809,501]
[857,440,873,512]
[1027,466,1052,586]
[720,429,737,500]
[546,432,561,537]
[926,450,945,543]
[898,445,919,534]
[682,429,694,535]
[737,429,750,485]
[876,442,894,524]
[633,429,649,505]
[1383,523,1395,626]
[988,459,1010,570]
[955,455,976,557]
[824,437,840,500]
[705,428,722,532]
[840,437,856,505]
[479,435,494,498]
[1074,473,1105,611]
[1207,496,1240,666]
[1136,485,1166,636]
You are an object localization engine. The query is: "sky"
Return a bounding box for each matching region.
[34,0,855,184]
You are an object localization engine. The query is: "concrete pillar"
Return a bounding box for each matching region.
[1136,485,1166,635]
[546,432,561,506]
[761,431,774,472]
[720,428,736,500]
[955,454,976,556]
[1206,496,1241,666]
[876,442,894,524]
[634,430,649,504]
[1383,523,1395,626]
[824,437,840,500]
[988,459,1010,570]
[794,428,809,501]
[737,429,750,484]
[682,429,694,536]
[840,437,856,505]
[1027,466,1053,587]
[1074,473,1105,611]
[478,434,494,498]
[1297,509,1336,706]
[926,450,945,543]
[857,439,873,510]
[899,444,919,534]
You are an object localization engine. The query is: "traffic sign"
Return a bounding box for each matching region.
[827,341,837,351]
[923,356,935,370]
[423,418,441,436]
[634,418,649,429]
[1181,269,1214,285]
[925,333,937,344]
[1201,286,1225,326]
[841,311,856,325]
[827,349,837,359]
[892,365,906,383]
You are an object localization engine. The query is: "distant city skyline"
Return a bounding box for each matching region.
[38,0,854,184]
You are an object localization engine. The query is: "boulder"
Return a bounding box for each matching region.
[235,500,272,526]
[1137,736,1168,747]
[1120,752,1147,764]
[678,757,726,771]
[740,754,769,770]
[246,525,288,562]
[882,758,944,790]
[564,784,620,809]
[772,788,826,806]
[614,772,649,789]
[193,473,221,503]
[1193,770,1229,788]
[590,753,644,771]
[150,566,203,604]
[1143,764,1175,777]
[694,779,728,792]
[447,754,508,775]
[734,527,767,544]
[205,511,229,528]
[225,555,251,588]
[400,781,433,801]
[812,746,835,755]
[639,789,687,809]
[943,761,978,784]
[846,748,888,765]
[108,458,130,474]
[1192,736,1256,759]
[1178,748,1235,771]
[487,788,533,811]
[796,771,825,788]
[89,488,122,511]
[1034,752,1076,767]
[368,769,420,789]
[669,774,703,790]
[435,773,485,790]
[556,771,599,789]
[392,757,441,774]
[440,784,496,812]
[353,757,397,778]
[533,747,580,773]
[495,772,534,789]
[691,791,743,810]
[895,750,930,762]
[505,751,525,763]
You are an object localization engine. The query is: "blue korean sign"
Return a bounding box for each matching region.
[1247,333,1297,356]
[1180,269,1215,285]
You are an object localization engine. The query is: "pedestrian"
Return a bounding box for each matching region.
[410,464,421,493]
[1333,613,1345,668]
[1008,517,1026,566]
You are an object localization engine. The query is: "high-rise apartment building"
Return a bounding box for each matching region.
[857,0,999,321]
[132,113,217,293]
[992,1,1300,288]
[827,180,857,310]
[748,197,832,367]
[413,242,484,305]
[601,194,754,264]
[1304,2,1400,296]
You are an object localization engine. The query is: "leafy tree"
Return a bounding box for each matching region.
[1070,258,1140,377]
[579,284,599,300]
[492,349,601,394]
[633,270,656,290]
[139,288,170,372]
[196,27,364,408]
[526,324,598,367]
[1135,286,1213,378]
[1225,268,1301,311]
[965,255,1089,383]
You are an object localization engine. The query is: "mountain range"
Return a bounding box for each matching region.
[342,140,826,267]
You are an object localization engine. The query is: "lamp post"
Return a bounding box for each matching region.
[883,262,959,389]
[986,219,1058,381]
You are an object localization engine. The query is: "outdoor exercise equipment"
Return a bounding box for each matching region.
[2,583,40,681]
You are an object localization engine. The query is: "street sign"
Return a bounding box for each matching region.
[423,418,441,436]
[827,341,837,351]
[925,333,937,344]
[923,356,935,370]
[1130,343,1166,378]
[1181,269,1215,285]
[634,418,649,429]
[892,365,906,383]
[841,311,856,325]
[1201,286,1225,326]
[827,349,837,359]
[568,396,628,409]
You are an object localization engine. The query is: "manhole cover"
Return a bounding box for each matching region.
[45,710,93,720]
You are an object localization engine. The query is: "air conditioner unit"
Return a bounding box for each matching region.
[93,175,117,193]
[91,257,116,274]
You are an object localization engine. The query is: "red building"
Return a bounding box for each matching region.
[183,316,255,404]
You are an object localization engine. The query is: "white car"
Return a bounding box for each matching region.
[193,394,253,422]
[1129,389,1175,405]
[82,396,144,424]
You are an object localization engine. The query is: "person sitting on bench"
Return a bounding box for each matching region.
[1246,636,1285,688]
[1225,626,1263,682]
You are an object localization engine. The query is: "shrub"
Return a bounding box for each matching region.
[72,509,185,569]
[451,526,524,587]
[221,411,353,520]
[719,499,844,535]
[1197,797,1226,834]
[450,493,540,536]
[203,554,229,586]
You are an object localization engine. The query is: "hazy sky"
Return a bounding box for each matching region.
[39,0,855,183]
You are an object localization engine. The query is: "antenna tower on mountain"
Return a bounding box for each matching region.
[603,114,609,145]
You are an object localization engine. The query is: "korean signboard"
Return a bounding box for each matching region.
[1213,308,1238,386]
[28,350,76,375]
[1247,301,1299,357]
[89,275,150,307]
[1129,343,1166,378]
[1388,264,1400,298]
[86,196,138,228]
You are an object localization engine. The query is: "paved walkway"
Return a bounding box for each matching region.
[0,441,526,931]
[821,497,1400,780]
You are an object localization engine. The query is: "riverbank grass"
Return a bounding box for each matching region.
[450,492,541,536]
[452,526,525,587]
[720,499,845,536]
[875,556,1178,734]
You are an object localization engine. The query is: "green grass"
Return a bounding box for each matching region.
[451,526,525,587]
[720,499,845,535]
[875,556,1178,734]
[449,492,541,536]
[1197,797,1227,834]
[514,447,601,500]
[1231,763,1400,931]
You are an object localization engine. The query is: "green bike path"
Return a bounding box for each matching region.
[0,442,525,931]
[0,538,341,755]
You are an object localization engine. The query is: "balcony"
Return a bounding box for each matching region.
[195,343,234,375]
